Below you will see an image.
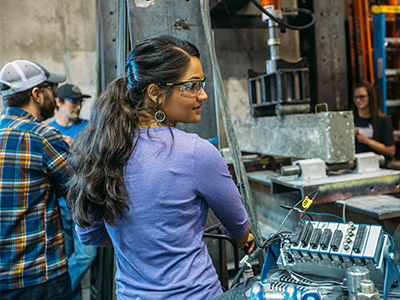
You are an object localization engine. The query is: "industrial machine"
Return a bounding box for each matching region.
[247,0,313,117]
[232,202,400,300]
[93,1,400,299]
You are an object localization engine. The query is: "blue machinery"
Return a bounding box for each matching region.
[250,221,400,300]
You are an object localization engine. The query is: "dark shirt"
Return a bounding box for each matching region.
[354,115,395,162]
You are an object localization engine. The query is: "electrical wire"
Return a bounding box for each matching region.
[280,204,346,222]
[287,270,343,287]
[230,233,286,288]
[299,208,306,222]
[388,291,400,298]
[221,0,265,66]
[281,204,314,221]
[230,190,317,288]
[342,200,348,223]
[230,190,319,288]
[384,231,395,248]
[305,212,346,222]
[248,0,315,31]
[274,189,318,235]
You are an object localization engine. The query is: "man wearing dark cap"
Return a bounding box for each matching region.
[49,83,96,300]
[0,60,72,300]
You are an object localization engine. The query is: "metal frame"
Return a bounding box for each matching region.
[373,12,387,113]
[371,4,400,114]
[248,61,311,117]
[298,0,349,111]
[270,169,400,204]
[203,225,240,289]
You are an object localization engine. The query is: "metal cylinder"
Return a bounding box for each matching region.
[346,266,370,300]
[275,103,311,116]
[360,279,375,294]
[281,155,386,177]
[281,165,301,176]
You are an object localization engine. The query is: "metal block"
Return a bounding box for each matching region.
[234,111,355,164]
[355,152,381,174]
[294,158,327,180]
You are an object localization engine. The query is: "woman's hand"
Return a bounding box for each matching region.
[233,227,256,255]
[355,132,369,144]
[355,131,396,158]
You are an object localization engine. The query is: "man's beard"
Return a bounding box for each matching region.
[40,93,55,121]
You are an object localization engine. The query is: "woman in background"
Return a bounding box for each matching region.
[67,34,254,300]
[352,80,395,163]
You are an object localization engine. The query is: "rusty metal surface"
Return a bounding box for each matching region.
[247,169,400,204]
[127,0,217,140]
[298,0,349,111]
[336,195,400,220]
[272,170,400,203]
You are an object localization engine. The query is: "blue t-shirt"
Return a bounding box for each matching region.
[49,118,89,207]
[76,127,249,300]
[49,118,89,140]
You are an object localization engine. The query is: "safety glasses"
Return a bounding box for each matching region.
[142,77,206,97]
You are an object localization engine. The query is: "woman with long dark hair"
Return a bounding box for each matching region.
[67,34,254,299]
[352,80,395,161]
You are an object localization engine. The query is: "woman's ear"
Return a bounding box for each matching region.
[147,84,163,104]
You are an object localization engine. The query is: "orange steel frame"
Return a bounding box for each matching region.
[353,0,374,85]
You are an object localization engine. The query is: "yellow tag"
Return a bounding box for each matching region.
[302,196,313,209]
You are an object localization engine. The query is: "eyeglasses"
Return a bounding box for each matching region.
[161,77,206,97]
[40,83,59,95]
[353,95,368,100]
[142,77,206,97]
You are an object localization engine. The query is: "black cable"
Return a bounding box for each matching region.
[230,233,284,288]
[229,189,319,289]
[221,0,265,66]
[280,204,314,221]
[248,0,315,31]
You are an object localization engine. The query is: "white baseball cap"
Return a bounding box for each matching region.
[0,60,66,96]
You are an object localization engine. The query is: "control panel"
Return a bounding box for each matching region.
[276,221,389,286]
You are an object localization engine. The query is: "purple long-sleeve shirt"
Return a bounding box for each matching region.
[76,127,249,300]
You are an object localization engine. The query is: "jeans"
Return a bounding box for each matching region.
[60,206,98,300]
[1,272,72,300]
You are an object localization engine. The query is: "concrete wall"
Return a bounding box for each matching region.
[0,0,97,121]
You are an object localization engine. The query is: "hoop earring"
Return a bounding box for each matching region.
[154,110,166,123]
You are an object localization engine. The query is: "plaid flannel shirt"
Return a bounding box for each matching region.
[0,107,70,290]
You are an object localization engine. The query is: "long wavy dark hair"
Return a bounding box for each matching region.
[352,80,386,128]
[67,35,200,227]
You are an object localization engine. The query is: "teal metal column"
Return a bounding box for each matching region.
[373,12,387,113]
